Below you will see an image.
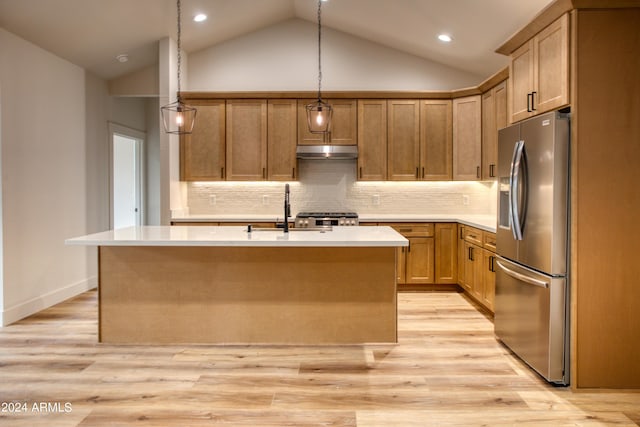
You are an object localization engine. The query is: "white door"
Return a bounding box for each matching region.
[110,124,145,229]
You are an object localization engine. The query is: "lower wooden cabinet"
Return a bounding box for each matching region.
[460,225,497,313]
[435,223,457,284]
[482,250,496,311]
[391,223,457,286]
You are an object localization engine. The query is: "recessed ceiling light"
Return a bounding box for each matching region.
[116,54,129,63]
[438,34,453,43]
[193,13,207,22]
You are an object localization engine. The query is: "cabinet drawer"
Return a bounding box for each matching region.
[463,227,483,246]
[483,232,497,252]
[389,223,434,237]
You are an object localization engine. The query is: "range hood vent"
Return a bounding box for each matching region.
[296,145,358,160]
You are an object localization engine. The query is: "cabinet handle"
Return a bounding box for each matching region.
[476,166,480,179]
[408,242,411,253]
[221,167,224,178]
[527,93,533,112]
[490,164,495,178]
[415,167,419,178]
[531,91,537,111]
[359,167,363,179]
[489,255,495,272]
[292,167,296,178]
[468,246,474,261]
[262,167,266,179]
[421,167,425,179]
[399,228,413,233]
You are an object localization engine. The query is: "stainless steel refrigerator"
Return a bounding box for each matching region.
[495,110,570,385]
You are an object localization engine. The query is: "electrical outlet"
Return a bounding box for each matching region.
[262,195,269,205]
[209,195,216,206]
[372,194,380,206]
[462,195,469,206]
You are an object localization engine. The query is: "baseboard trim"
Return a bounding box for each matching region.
[1,277,97,326]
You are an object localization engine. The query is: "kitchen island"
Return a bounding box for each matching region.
[66,226,408,345]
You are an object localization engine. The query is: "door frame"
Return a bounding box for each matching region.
[108,122,146,229]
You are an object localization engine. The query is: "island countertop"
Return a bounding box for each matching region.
[66,225,409,248]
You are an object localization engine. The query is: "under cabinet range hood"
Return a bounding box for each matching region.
[296,145,358,159]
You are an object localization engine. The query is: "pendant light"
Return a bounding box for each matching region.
[306,0,332,134]
[161,0,196,134]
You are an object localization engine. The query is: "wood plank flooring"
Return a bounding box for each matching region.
[0,290,638,426]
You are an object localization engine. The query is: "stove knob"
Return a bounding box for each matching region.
[304,220,309,227]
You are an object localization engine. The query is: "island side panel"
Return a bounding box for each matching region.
[98,246,397,344]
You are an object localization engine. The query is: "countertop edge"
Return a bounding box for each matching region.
[171,215,497,233]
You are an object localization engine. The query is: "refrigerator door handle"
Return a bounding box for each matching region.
[510,140,526,241]
[496,259,549,288]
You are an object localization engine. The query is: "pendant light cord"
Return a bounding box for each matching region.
[176,0,182,98]
[316,0,322,101]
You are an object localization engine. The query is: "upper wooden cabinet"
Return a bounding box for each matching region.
[482,80,507,180]
[387,100,452,181]
[180,100,226,181]
[267,100,298,181]
[453,95,482,181]
[297,99,357,145]
[509,13,569,123]
[421,100,453,180]
[357,99,387,181]
[387,100,421,181]
[226,100,267,181]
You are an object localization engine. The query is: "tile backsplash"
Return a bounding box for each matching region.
[187,160,497,217]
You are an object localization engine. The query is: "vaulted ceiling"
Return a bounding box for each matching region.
[0,0,554,82]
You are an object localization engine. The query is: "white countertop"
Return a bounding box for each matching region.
[171,214,497,233]
[66,225,409,247]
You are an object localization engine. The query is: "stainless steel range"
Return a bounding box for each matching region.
[295,212,359,228]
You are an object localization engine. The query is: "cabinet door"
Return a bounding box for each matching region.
[463,241,475,293]
[435,223,457,284]
[482,250,496,312]
[421,100,453,180]
[180,100,226,181]
[327,99,357,145]
[357,100,387,181]
[483,80,507,181]
[453,95,482,181]
[388,100,420,181]
[465,242,483,300]
[405,237,435,284]
[509,40,535,123]
[297,99,356,145]
[267,100,297,181]
[534,13,569,114]
[457,225,467,290]
[482,88,497,180]
[226,100,267,181]
[396,247,406,284]
[297,99,325,145]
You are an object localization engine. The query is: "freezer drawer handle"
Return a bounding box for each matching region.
[495,260,549,288]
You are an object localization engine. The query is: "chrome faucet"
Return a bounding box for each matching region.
[284,184,291,233]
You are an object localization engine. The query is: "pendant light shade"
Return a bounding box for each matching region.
[161,0,196,135]
[306,99,333,134]
[161,99,197,134]
[306,0,332,134]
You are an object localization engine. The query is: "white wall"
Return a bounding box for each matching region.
[0,27,109,325]
[188,18,480,92]
[145,98,161,225]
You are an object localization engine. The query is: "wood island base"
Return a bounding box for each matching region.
[98,245,397,344]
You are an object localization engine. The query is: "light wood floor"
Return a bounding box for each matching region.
[0,290,638,426]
